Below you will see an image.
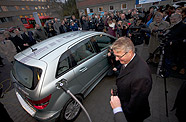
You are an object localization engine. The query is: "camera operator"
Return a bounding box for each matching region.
[165,13,186,74]
[148,12,170,63]
[128,17,150,56]
[117,20,128,37]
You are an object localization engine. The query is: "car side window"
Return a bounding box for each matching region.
[56,53,70,77]
[94,35,115,50]
[70,39,96,65]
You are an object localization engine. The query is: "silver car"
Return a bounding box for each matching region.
[11,31,116,121]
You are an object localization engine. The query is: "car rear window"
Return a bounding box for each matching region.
[12,61,42,90]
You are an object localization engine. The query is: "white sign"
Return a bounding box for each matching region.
[139,0,162,4]
[87,8,90,14]
[33,12,42,26]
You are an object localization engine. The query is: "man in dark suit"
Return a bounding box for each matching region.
[111,37,152,122]
[21,27,36,46]
[13,29,29,52]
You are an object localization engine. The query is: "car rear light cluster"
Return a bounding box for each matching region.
[27,94,52,110]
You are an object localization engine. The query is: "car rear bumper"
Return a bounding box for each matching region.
[15,89,60,121]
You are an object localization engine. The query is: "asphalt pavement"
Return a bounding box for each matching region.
[0,44,185,122]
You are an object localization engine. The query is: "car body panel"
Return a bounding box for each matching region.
[11,31,116,121]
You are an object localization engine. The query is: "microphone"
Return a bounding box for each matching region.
[112,85,118,96]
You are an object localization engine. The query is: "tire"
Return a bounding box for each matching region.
[57,95,83,122]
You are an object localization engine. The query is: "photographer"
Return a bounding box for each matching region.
[117,20,128,37]
[148,12,169,63]
[166,13,186,74]
[128,17,149,56]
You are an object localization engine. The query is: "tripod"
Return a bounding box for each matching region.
[146,43,169,117]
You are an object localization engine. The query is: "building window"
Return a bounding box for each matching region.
[7,6,17,11]
[109,5,114,11]
[1,6,8,11]
[98,7,103,12]
[90,8,93,13]
[15,6,20,10]
[21,6,26,10]
[121,3,127,10]
[26,6,30,10]
[135,4,142,8]
[30,6,35,10]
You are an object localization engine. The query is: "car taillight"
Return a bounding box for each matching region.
[27,94,51,110]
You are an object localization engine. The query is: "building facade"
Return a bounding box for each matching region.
[76,0,181,16]
[0,0,60,28]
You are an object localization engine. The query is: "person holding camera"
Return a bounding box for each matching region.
[111,37,152,122]
[117,20,128,37]
[148,12,169,63]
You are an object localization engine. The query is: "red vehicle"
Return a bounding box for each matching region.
[6,26,21,33]
[21,16,53,29]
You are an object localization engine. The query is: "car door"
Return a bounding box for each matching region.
[70,34,116,93]
[91,34,116,74]
[69,38,99,91]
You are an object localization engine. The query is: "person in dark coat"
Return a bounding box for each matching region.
[21,27,36,46]
[59,20,67,34]
[111,37,152,122]
[33,24,48,42]
[96,14,104,32]
[166,13,186,74]
[13,28,29,52]
[81,16,90,31]
[45,23,56,37]
[70,21,78,31]
[171,81,186,122]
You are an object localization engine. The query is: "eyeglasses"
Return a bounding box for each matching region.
[115,52,128,59]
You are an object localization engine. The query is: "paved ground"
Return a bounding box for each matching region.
[0,44,185,122]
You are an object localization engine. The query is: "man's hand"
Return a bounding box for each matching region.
[113,67,117,71]
[110,96,121,109]
[23,43,29,46]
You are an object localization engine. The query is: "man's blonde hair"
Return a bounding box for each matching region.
[111,37,135,53]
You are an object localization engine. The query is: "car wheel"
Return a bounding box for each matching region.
[57,95,83,122]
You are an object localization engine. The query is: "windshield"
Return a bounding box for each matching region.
[12,61,42,90]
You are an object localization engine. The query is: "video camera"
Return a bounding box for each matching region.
[129,26,141,35]
[156,29,171,46]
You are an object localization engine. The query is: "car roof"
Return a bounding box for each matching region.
[16,31,102,63]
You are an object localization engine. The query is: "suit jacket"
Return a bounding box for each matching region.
[21,31,36,46]
[114,112,127,122]
[116,54,152,122]
[13,35,29,52]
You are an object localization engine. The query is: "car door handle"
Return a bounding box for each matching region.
[103,54,107,57]
[79,67,88,72]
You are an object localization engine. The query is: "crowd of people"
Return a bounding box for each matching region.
[0,3,186,122]
[0,4,186,74]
